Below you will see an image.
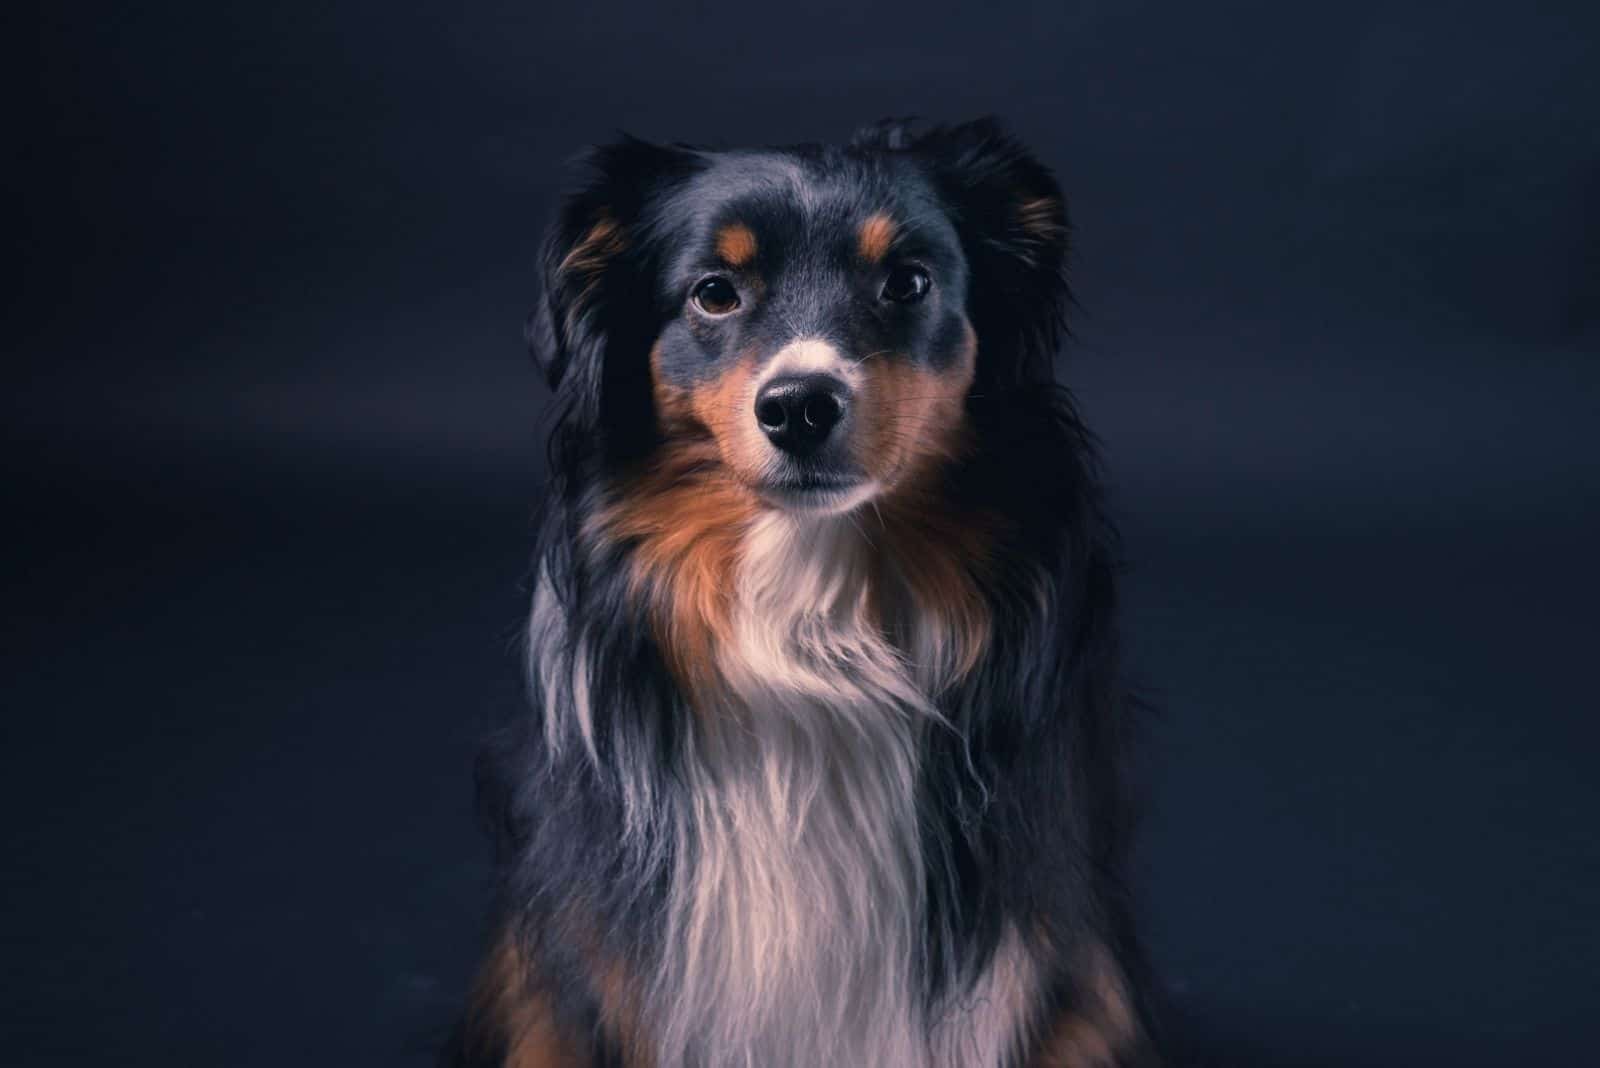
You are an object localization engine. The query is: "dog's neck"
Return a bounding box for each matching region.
[721,509,939,712]
[642,508,927,1066]
[550,479,1032,1067]
[646,507,1032,1068]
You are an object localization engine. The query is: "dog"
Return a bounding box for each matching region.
[449,119,1157,1068]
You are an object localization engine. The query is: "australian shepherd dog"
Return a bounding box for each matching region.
[449,119,1158,1067]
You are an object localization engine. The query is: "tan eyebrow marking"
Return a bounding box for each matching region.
[714,223,758,267]
[857,213,897,263]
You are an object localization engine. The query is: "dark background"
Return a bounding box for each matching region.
[7,2,1598,1064]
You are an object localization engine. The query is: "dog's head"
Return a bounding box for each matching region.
[532,119,1069,515]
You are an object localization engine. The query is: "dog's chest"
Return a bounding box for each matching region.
[646,514,1038,1068]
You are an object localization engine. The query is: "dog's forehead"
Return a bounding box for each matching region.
[668,149,954,256]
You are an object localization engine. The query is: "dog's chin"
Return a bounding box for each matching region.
[754,476,881,517]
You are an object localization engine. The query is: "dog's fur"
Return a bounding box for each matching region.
[448,119,1158,1067]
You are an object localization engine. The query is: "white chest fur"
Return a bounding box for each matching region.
[644,512,1039,1068]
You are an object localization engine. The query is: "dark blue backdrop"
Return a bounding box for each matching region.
[8,2,1598,1064]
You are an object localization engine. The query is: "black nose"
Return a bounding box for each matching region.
[754,374,849,456]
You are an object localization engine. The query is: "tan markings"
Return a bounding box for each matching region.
[592,954,655,1068]
[1030,942,1142,1068]
[685,355,771,487]
[855,321,977,494]
[851,323,991,683]
[461,933,586,1068]
[843,323,992,683]
[858,212,897,263]
[869,480,996,686]
[591,449,752,695]
[714,223,758,267]
[557,215,627,330]
[1017,196,1067,240]
[648,344,766,478]
[560,216,626,279]
[588,347,762,694]
[554,905,657,1067]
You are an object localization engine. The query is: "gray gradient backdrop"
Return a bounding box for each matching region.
[7,2,1599,1065]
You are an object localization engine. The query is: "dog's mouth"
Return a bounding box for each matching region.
[754,473,879,514]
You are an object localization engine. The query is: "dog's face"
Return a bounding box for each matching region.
[534,122,1069,514]
[646,155,978,513]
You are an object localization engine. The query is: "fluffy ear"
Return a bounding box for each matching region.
[528,137,701,401]
[905,119,1072,384]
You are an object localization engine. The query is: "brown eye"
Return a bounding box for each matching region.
[881,264,931,304]
[691,276,740,316]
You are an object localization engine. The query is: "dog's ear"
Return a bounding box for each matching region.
[529,137,701,397]
[910,119,1071,384]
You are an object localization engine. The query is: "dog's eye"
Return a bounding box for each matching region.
[880,265,931,304]
[691,276,741,316]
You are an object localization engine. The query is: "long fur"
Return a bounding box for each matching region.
[448,118,1159,1068]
